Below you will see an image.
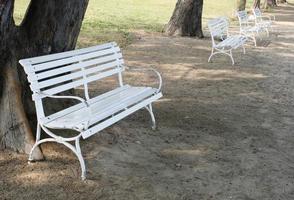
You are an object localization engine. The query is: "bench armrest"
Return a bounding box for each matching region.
[36,92,92,117]
[256,15,272,21]
[125,66,162,93]
[36,92,89,106]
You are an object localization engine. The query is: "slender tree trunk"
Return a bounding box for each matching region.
[165,0,204,38]
[237,0,247,11]
[277,0,287,3]
[253,0,261,8]
[263,0,277,8]
[0,0,89,159]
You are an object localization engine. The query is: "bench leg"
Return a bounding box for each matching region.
[28,130,86,180]
[265,28,270,37]
[242,44,246,54]
[145,104,156,130]
[208,48,215,63]
[229,50,235,65]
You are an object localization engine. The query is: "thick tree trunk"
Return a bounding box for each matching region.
[237,0,247,11]
[165,0,204,38]
[0,0,89,159]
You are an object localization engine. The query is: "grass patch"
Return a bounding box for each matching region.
[14,0,264,47]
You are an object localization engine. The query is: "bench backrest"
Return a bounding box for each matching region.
[252,8,262,18]
[208,17,229,46]
[236,10,249,29]
[252,8,264,23]
[19,42,124,118]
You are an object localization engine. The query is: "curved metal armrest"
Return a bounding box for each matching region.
[124,66,162,93]
[263,14,275,21]
[36,92,91,114]
[257,15,272,21]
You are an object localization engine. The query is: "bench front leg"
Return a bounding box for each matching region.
[28,127,87,180]
[124,66,163,93]
[145,104,156,130]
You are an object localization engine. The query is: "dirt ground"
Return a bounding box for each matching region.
[1,4,294,200]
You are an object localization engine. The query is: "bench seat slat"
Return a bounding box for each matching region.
[43,86,158,132]
[40,85,131,124]
[82,92,162,139]
[29,58,124,82]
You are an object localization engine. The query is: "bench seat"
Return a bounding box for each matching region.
[19,42,163,180]
[215,35,247,50]
[43,85,159,137]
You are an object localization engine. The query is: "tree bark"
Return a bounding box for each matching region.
[165,0,204,38]
[0,0,89,159]
[237,0,247,11]
[253,0,261,8]
[263,0,277,8]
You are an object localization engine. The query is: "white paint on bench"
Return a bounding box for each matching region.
[19,42,163,180]
[208,17,247,65]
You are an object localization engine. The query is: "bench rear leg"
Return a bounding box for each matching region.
[145,104,156,130]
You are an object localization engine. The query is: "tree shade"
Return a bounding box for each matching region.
[0,0,89,159]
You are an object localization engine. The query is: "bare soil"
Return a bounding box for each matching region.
[1,4,294,200]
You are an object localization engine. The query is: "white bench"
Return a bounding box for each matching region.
[19,42,163,180]
[252,8,274,33]
[236,10,267,46]
[208,17,247,65]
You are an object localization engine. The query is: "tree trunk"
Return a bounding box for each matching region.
[277,0,287,3]
[165,0,204,38]
[237,0,247,11]
[263,0,277,8]
[0,0,89,159]
[253,0,261,8]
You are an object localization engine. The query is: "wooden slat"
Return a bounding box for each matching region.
[20,42,117,66]
[208,17,229,37]
[82,92,162,139]
[40,85,131,124]
[28,58,124,82]
[29,55,123,89]
[37,67,123,95]
[44,87,157,131]
[28,48,121,73]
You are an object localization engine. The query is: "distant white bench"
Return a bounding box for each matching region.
[19,42,163,180]
[208,17,247,65]
[252,8,274,33]
[237,10,267,46]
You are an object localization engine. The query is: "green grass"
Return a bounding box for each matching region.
[13,0,263,47]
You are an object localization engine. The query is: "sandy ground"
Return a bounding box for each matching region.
[1,4,294,200]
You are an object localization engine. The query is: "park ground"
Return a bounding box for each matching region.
[1,1,294,200]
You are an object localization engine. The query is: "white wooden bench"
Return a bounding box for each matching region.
[252,8,274,33]
[19,42,163,180]
[236,10,266,46]
[208,17,247,65]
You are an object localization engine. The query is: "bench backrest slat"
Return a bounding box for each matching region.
[236,10,249,26]
[208,17,229,37]
[20,42,124,97]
